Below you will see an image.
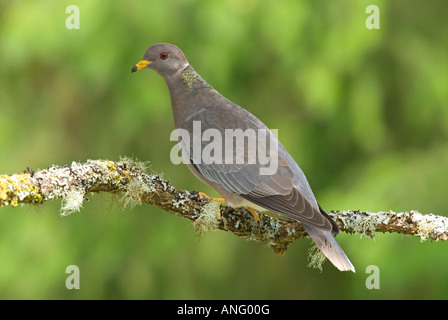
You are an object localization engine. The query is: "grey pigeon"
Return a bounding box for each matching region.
[132,43,355,272]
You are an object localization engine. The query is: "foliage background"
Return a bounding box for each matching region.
[0,0,447,299]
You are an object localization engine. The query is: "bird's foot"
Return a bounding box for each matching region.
[198,192,227,204]
[246,207,260,222]
[197,193,259,222]
[233,206,259,222]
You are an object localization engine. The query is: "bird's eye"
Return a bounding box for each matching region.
[160,52,168,60]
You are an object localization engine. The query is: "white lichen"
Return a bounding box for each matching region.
[286,228,296,236]
[17,190,30,201]
[307,244,327,272]
[338,211,381,239]
[119,177,154,210]
[172,192,190,213]
[356,213,379,239]
[192,201,220,236]
[60,188,85,216]
[118,156,151,173]
[235,220,240,229]
[412,211,438,242]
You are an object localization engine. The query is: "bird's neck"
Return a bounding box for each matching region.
[164,65,213,128]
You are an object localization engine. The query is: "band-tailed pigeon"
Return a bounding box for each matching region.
[132,43,355,272]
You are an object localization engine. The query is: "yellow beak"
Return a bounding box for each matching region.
[131,60,152,73]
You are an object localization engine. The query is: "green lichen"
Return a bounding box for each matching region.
[248,213,278,243]
[0,174,44,207]
[87,159,123,185]
[307,244,327,272]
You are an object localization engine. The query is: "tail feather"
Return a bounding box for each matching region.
[303,224,355,272]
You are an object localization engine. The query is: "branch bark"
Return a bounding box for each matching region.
[1,159,447,256]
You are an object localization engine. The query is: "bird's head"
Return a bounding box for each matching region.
[132,43,189,78]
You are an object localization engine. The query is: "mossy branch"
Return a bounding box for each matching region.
[1,159,447,256]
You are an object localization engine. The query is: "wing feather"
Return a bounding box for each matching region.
[182,105,332,231]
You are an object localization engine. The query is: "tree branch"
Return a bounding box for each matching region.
[1,159,447,256]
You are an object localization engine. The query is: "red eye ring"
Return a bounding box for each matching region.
[160,52,168,60]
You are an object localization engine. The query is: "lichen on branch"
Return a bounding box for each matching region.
[1,159,447,258]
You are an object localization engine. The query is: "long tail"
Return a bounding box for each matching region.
[303,224,355,272]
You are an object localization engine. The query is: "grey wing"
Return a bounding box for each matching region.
[182,105,333,231]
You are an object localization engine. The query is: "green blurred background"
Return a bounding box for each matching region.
[1,0,447,299]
